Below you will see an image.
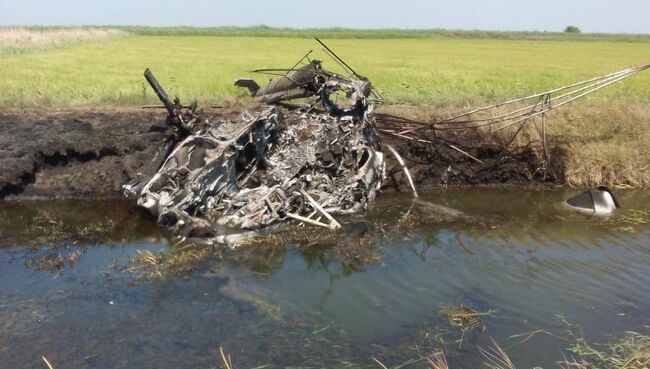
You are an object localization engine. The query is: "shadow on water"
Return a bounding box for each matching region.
[1,190,650,369]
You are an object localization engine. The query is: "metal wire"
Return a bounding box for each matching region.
[400,63,648,134]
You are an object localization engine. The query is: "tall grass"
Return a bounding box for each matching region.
[555,102,650,187]
[0,26,126,56]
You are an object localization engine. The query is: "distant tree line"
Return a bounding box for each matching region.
[564,25,581,33]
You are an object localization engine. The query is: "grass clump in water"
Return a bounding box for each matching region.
[129,244,221,279]
[418,332,650,369]
[440,305,496,333]
[24,249,83,274]
[564,331,650,369]
[440,305,497,348]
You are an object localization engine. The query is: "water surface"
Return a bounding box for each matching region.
[1,190,649,369]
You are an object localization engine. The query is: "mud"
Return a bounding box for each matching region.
[0,108,558,200]
[0,109,168,199]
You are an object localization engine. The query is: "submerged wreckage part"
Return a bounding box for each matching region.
[564,186,620,215]
[127,66,385,246]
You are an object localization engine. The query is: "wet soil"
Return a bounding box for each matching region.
[0,108,558,200]
[0,109,172,199]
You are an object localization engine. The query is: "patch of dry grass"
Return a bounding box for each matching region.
[440,305,497,349]
[552,100,650,188]
[0,26,126,55]
[427,351,450,369]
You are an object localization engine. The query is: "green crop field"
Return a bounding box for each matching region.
[1,29,649,107]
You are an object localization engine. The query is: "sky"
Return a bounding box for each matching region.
[1,0,650,34]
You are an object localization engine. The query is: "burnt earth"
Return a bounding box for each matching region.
[0,108,558,200]
[0,109,171,199]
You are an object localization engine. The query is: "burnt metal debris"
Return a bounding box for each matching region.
[125,41,388,246]
[125,39,649,245]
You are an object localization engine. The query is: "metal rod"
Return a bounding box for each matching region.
[315,37,384,100]
[379,129,485,164]
[286,213,332,229]
[423,70,633,129]
[299,189,341,229]
[143,68,175,115]
[386,144,418,197]
[288,49,313,75]
[403,66,642,133]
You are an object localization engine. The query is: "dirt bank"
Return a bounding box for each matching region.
[0,109,171,199]
[0,107,557,200]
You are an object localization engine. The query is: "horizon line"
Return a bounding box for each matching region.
[2,25,650,37]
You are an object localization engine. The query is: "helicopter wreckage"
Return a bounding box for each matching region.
[124,38,649,246]
[124,40,396,246]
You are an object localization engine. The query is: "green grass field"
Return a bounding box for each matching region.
[1,30,649,107]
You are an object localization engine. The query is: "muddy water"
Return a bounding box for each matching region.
[1,190,650,369]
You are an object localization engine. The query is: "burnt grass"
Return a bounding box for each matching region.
[0,108,561,200]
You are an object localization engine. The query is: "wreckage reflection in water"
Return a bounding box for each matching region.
[2,190,650,369]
